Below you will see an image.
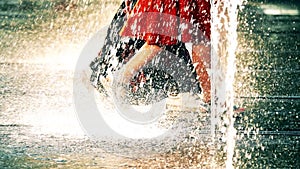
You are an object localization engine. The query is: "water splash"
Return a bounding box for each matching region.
[0,0,120,137]
[211,0,244,168]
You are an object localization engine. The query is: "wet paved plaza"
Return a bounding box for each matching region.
[0,0,299,168]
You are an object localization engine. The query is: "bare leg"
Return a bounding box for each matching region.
[122,42,211,103]
[122,43,161,83]
[192,44,211,103]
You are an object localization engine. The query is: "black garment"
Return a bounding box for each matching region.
[90,0,144,87]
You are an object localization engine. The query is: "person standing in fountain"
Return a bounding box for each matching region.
[90,0,211,103]
[89,0,185,93]
[119,0,211,103]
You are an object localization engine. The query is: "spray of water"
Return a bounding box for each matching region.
[1,0,249,167]
[211,0,244,168]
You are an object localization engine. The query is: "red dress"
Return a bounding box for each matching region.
[120,0,211,46]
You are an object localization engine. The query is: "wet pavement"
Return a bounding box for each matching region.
[0,0,300,168]
[234,1,300,168]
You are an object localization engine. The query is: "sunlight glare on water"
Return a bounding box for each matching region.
[1,1,121,137]
[1,0,299,168]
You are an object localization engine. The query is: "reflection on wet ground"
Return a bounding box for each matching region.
[0,63,215,168]
[0,0,299,168]
[234,1,300,168]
